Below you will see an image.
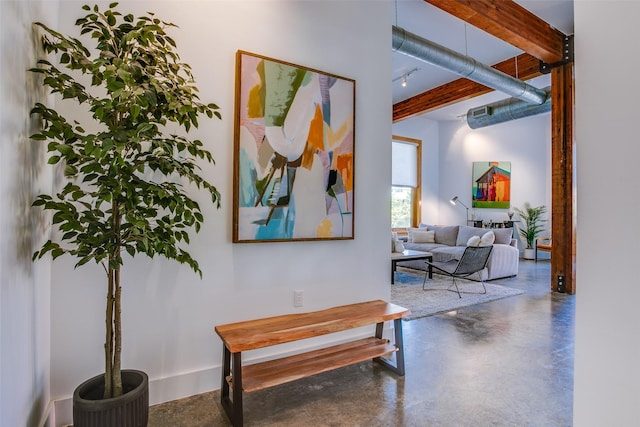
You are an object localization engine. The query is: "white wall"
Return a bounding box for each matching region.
[394,111,551,249]
[438,115,551,231]
[0,1,58,426]
[42,1,393,425]
[8,1,639,425]
[393,117,440,223]
[573,1,640,425]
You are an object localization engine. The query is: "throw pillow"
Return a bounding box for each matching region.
[492,227,513,245]
[456,225,484,246]
[479,230,495,246]
[411,229,435,243]
[394,240,405,252]
[406,226,427,242]
[425,225,459,246]
[466,235,481,247]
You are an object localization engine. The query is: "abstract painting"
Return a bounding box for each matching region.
[472,161,511,209]
[233,51,355,242]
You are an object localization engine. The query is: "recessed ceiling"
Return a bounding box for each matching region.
[392,0,574,122]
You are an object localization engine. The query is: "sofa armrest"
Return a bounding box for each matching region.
[509,238,518,248]
[486,243,519,279]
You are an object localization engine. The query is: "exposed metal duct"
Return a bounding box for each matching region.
[466,87,552,129]
[392,26,548,106]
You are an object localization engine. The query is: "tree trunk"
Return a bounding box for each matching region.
[104,266,114,399]
[113,267,122,396]
[105,200,123,398]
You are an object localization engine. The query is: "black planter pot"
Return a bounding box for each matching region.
[73,369,149,427]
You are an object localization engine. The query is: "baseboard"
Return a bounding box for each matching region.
[36,399,55,427]
[52,327,381,426]
[52,365,223,426]
[149,366,222,405]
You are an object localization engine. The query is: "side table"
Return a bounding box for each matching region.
[391,250,433,284]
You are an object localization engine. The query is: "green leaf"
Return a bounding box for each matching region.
[31,2,223,291]
[62,231,78,240]
[64,164,77,176]
[56,144,73,155]
[51,247,65,259]
[131,104,141,120]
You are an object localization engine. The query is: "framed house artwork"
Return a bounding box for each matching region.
[472,161,511,209]
[232,51,355,243]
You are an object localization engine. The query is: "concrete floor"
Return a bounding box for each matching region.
[148,260,574,426]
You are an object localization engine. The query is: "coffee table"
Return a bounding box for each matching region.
[391,250,433,284]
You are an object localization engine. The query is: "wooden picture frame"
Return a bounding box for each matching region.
[232,51,355,243]
[472,161,511,209]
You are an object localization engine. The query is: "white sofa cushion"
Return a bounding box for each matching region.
[480,230,496,246]
[410,229,435,243]
[391,231,404,253]
[456,225,513,246]
[491,227,513,245]
[424,225,459,246]
[456,226,484,246]
[467,235,481,247]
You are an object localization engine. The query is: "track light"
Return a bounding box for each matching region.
[393,68,420,87]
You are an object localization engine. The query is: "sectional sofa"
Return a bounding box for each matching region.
[397,224,519,280]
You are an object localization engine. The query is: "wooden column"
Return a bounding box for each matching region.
[550,63,576,294]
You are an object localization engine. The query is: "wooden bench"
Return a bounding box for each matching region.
[214,300,410,426]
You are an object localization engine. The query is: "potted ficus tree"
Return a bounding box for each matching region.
[513,202,547,259]
[30,3,221,425]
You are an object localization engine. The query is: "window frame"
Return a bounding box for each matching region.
[391,135,422,234]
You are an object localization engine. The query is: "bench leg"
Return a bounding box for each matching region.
[220,347,244,426]
[391,259,397,284]
[373,319,405,376]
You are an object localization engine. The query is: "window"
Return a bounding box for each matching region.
[391,136,421,231]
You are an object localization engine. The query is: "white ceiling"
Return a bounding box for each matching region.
[392,0,574,121]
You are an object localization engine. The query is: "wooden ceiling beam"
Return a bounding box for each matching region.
[425,0,567,64]
[393,53,541,122]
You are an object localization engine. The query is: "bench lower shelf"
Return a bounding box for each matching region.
[237,337,397,392]
[216,301,409,426]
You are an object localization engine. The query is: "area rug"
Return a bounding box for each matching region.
[391,271,524,321]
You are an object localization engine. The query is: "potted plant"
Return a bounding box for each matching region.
[30,3,221,425]
[513,202,547,259]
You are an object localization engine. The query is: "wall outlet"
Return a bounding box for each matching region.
[557,275,566,293]
[293,290,304,307]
